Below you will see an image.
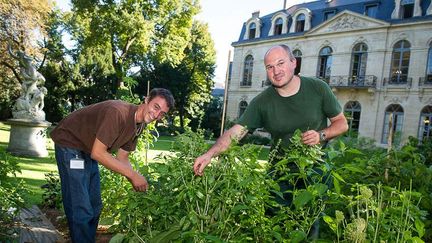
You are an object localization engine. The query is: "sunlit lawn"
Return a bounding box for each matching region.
[0,122,57,206]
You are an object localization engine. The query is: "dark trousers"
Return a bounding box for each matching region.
[55,145,102,243]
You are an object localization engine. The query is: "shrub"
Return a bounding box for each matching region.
[0,151,26,241]
[41,172,62,209]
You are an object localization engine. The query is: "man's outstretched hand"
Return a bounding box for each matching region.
[193,154,212,176]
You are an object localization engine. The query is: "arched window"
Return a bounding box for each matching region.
[242,55,253,86]
[344,101,362,137]
[295,14,305,32]
[274,18,283,35]
[350,43,368,85]
[390,40,410,83]
[248,22,256,39]
[418,106,432,141]
[382,104,404,144]
[239,101,248,117]
[293,49,302,75]
[317,46,333,82]
[426,42,432,83]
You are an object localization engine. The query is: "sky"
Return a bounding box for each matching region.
[54,0,312,88]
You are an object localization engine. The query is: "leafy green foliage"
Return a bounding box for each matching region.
[269,130,330,239]
[0,151,26,241]
[98,130,430,241]
[189,95,223,138]
[41,171,62,209]
[102,129,275,242]
[67,0,199,91]
[0,0,52,119]
[325,183,427,242]
[139,20,216,129]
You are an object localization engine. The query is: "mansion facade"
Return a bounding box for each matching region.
[225,0,432,146]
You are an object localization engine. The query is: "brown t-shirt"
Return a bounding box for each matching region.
[50,100,140,153]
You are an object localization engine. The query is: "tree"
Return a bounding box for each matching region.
[38,10,83,122]
[0,0,52,119]
[66,0,200,92]
[192,94,223,138]
[139,20,216,129]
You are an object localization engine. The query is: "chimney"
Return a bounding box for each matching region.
[252,11,260,18]
[283,0,287,9]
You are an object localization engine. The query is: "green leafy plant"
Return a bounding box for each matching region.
[0,151,26,241]
[269,130,332,241]
[99,130,430,242]
[324,182,426,242]
[41,171,62,209]
[102,129,277,242]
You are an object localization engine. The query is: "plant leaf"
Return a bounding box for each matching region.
[293,191,313,209]
[323,216,337,232]
[109,233,125,243]
[415,219,425,238]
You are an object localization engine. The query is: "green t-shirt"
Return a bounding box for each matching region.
[237,76,342,148]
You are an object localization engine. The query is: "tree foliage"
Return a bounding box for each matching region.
[66,0,200,90]
[0,0,217,125]
[0,0,52,119]
[39,10,83,121]
[139,20,216,128]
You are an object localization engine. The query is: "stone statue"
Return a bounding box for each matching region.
[8,44,48,121]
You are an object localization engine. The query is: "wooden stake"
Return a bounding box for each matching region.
[220,50,231,137]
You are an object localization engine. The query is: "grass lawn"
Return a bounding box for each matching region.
[0,122,57,206]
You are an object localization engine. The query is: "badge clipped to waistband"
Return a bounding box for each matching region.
[70,155,84,169]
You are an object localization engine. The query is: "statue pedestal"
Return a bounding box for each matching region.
[5,119,51,157]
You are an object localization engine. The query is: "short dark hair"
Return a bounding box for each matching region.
[148,88,175,110]
[264,44,296,61]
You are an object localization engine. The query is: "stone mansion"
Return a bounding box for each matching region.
[225,0,432,146]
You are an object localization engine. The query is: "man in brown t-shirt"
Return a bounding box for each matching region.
[51,88,174,243]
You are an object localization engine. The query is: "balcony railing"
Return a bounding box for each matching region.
[317,76,330,83]
[328,75,377,88]
[261,79,271,87]
[383,77,412,87]
[419,76,432,87]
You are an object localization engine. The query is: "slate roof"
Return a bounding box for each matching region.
[234,0,432,45]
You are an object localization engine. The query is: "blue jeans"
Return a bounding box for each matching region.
[55,145,102,243]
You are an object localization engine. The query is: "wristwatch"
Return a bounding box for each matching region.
[319,130,327,142]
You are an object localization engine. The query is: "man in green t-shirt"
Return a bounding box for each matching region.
[193,44,348,175]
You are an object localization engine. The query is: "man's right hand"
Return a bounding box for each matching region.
[193,154,212,176]
[129,172,149,192]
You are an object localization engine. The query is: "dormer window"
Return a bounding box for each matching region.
[392,0,421,19]
[269,12,288,36]
[296,14,305,32]
[401,1,414,19]
[244,12,262,40]
[324,10,336,21]
[274,18,283,35]
[289,8,311,33]
[365,4,378,17]
[249,23,256,39]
